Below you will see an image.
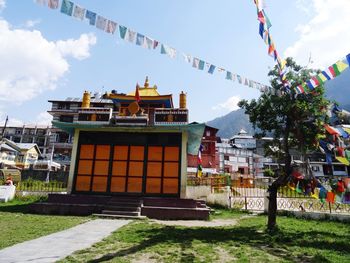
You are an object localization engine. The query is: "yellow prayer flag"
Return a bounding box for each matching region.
[318,73,327,82]
[344,128,350,134]
[335,60,349,72]
[336,156,350,166]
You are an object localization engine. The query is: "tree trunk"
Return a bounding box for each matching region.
[267,183,278,230]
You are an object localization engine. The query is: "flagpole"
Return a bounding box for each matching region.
[1,116,8,139]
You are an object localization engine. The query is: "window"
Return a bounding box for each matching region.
[58,103,70,110]
[59,115,74,123]
[15,129,22,135]
[311,166,320,172]
[224,155,229,161]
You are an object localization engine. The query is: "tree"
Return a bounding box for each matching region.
[239,58,330,230]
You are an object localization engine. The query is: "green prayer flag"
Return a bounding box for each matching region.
[333,63,341,76]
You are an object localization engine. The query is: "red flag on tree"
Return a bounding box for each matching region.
[135,84,141,103]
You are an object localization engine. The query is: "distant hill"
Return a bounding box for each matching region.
[206,109,254,139]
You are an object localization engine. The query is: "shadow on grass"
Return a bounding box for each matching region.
[87,224,349,263]
[0,203,31,213]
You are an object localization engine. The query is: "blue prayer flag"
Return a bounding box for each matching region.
[322,71,331,80]
[259,22,264,38]
[208,65,216,74]
[346,53,350,65]
[136,33,145,46]
[119,25,127,39]
[85,10,96,25]
[306,80,314,90]
[60,0,74,16]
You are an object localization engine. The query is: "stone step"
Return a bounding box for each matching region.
[103,205,141,212]
[102,210,141,217]
[92,213,147,220]
[107,201,142,207]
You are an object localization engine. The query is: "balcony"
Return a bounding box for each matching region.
[153,108,188,125]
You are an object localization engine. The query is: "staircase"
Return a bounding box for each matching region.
[94,196,146,219]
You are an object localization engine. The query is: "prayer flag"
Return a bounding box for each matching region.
[192,57,200,68]
[327,66,337,78]
[136,33,145,46]
[226,71,233,80]
[105,20,117,34]
[73,5,85,20]
[198,60,205,70]
[335,60,349,73]
[126,29,136,43]
[259,22,264,38]
[96,16,107,30]
[144,37,153,49]
[296,85,304,94]
[316,74,325,84]
[346,53,350,65]
[182,53,192,63]
[119,25,127,39]
[321,71,331,80]
[332,63,341,76]
[60,0,74,16]
[153,40,159,49]
[160,44,176,58]
[237,75,242,84]
[208,64,216,74]
[48,0,59,9]
[85,10,97,26]
[311,76,320,86]
[262,10,272,29]
[258,11,265,24]
[306,80,314,90]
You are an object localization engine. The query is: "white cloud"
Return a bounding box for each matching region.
[0,19,96,104]
[212,96,241,111]
[0,0,5,12]
[24,19,41,28]
[34,112,53,126]
[56,33,97,60]
[285,0,350,69]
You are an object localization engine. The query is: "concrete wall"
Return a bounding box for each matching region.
[186,185,231,207]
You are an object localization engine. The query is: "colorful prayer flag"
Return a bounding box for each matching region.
[48,0,59,9]
[105,20,117,34]
[335,60,349,73]
[144,37,153,49]
[226,71,233,80]
[160,44,176,58]
[153,40,159,49]
[60,0,74,16]
[192,57,200,68]
[198,60,205,70]
[96,16,107,30]
[126,29,136,43]
[182,53,192,63]
[73,5,85,20]
[346,53,350,65]
[136,33,145,46]
[85,10,97,26]
[119,25,127,39]
[208,64,216,74]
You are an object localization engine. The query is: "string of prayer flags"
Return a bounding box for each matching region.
[37,0,270,92]
[294,54,350,95]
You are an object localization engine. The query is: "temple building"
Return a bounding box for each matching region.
[32,78,209,219]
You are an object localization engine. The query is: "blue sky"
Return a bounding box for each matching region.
[0,0,349,125]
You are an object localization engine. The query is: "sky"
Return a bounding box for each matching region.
[0,0,349,126]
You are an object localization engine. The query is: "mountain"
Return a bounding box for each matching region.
[206,109,254,139]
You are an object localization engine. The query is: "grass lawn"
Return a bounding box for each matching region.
[0,196,89,249]
[61,210,350,263]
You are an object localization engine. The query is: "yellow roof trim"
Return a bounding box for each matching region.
[127,87,160,96]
